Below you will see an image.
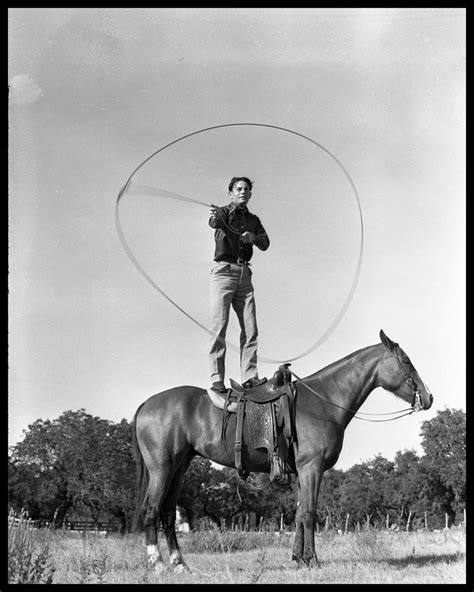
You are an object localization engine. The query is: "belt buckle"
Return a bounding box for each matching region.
[237,258,246,265]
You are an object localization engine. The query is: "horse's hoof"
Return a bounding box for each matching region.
[292,554,319,569]
[173,563,190,574]
[153,562,168,575]
[292,554,304,567]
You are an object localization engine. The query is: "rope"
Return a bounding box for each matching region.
[116,185,236,348]
[116,122,364,365]
[125,183,242,235]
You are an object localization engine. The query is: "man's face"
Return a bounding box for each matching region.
[229,181,251,208]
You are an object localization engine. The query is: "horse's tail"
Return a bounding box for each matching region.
[131,402,148,533]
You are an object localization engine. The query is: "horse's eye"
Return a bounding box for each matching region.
[407,377,413,384]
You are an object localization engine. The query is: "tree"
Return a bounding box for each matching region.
[8,410,135,525]
[337,456,396,528]
[389,450,428,528]
[8,454,61,519]
[420,408,466,514]
[179,461,297,530]
[318,468,346,528]
[178,458,240,527]
[247,474,298,528]
[98,418,136,532]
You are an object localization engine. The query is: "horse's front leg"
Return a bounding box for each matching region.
[292,496,304,563]
[292,460,324,567]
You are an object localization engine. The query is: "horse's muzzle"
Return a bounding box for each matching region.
[414,391,433,411]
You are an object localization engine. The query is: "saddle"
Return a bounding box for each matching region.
[207,364,296,482]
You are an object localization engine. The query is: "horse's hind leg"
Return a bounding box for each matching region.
[160,456,193,572]
[143,470,173,573]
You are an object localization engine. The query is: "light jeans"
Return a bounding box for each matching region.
[209,261,258,384]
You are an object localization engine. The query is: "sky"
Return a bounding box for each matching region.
[8,8,465,470]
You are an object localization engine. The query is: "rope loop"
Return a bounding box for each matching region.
[116,123,364,364]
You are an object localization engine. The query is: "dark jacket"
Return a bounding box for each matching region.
[209,203,270,263]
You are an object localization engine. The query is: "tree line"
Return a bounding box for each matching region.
[8,408,465,532]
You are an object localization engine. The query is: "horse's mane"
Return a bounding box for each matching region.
[303,342,380,381]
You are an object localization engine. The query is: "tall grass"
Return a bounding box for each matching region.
[7,517,466,584]
[181,523,287,554]
[8,509,55,584]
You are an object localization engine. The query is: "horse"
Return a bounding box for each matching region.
[131,330,433,571]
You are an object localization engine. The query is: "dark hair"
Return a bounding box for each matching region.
[228,177,253,192]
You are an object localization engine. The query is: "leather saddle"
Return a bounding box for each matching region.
[207,364,296,482]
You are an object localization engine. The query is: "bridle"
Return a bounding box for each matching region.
[289,347,424,423]
[392,350,423,413]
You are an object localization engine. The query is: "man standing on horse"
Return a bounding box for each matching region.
[208,177,270,393]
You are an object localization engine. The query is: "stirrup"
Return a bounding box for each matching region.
[270,452,285,482]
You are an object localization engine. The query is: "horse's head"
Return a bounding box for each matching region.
[379,330,433,411]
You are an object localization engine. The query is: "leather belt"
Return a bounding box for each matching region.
[218,258,250,266]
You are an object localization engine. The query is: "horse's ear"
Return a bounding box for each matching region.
[380,329,396,352]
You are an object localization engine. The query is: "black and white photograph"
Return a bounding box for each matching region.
[8,8,465,585]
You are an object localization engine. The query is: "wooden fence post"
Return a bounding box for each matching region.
[344,513,350,534]
[424,511,428,530]
[406,511,412,532]
[386,514,389,529]
[280,513,284,533]
[398,508,404,530]
[52,507,59,528]
[445,513,449,530]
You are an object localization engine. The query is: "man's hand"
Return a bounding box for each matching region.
[210,204,222,218]
[240,231,255,244]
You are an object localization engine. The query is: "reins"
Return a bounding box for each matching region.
[234,363,417,501]
[289,370,416,422]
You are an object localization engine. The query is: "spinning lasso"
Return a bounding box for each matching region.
[115,123,364,365]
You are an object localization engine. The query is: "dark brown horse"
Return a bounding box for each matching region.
[132,330,432,571]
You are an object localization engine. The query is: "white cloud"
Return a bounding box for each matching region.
[9,73,43,106]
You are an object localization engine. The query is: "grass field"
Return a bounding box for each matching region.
[8,519,466,585]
